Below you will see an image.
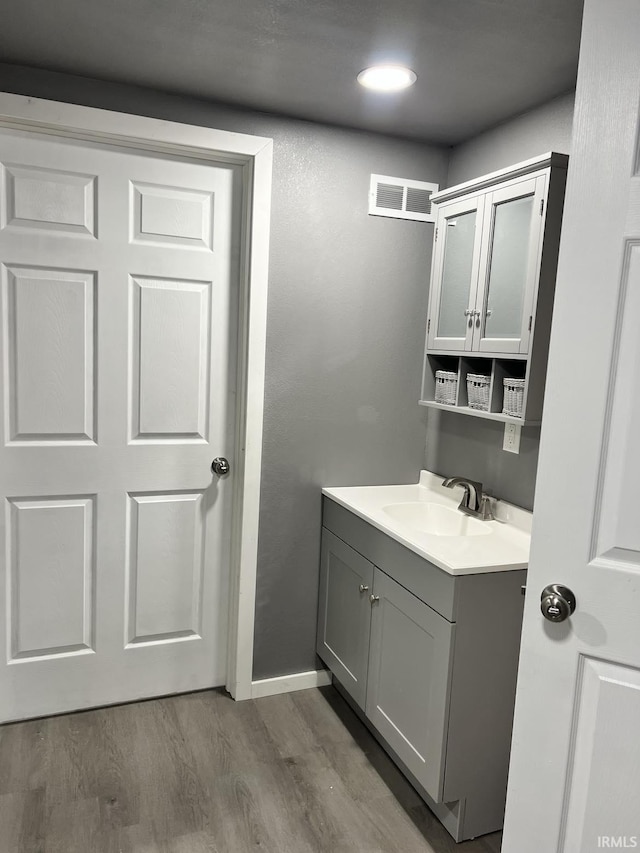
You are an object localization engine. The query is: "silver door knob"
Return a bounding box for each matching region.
[211,457,230,476]
[540,584,576,623]
[359,584,369,593]
[370,594,380,604]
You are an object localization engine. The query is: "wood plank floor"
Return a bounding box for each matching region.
[0,685,502,852]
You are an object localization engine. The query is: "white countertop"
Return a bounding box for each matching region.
[322,471,531,576]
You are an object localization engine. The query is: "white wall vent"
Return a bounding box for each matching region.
[368,174,439,222]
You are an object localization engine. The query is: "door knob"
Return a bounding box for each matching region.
[211,457,230,476]
[540,584,576,623]
[359,584,369,593]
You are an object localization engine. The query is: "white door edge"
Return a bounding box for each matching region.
[0,91,273,702]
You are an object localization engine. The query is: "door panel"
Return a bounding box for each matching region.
[365,568,454,802]
[7,496,95,659]
[502,3,640,850]
[131,181,213,249]
[125,491,204,645]
[560,657,640,849]
[596,240,640,560]
[0,128,240,722]
[4,266,96,443]
[316,529,374,709]
[130,276,211,441]
[427,196,484,352]
[3,163,96,236]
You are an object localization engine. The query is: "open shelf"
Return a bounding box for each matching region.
[418,399,541,426]
[420,353,542,424]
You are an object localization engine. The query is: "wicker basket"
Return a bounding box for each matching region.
[434,370,458,406]
[466,373,490,411]
[503,378,525,417]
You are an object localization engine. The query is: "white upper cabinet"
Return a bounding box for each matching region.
[426,156,564,357]
[420,153,568,425]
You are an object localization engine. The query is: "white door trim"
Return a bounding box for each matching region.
[251,669,333,700]
[0,92,272,702]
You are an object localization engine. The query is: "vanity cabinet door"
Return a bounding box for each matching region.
[473,174,547,354]
[365,568,455,802]
[316,529,374,709]
[427,195,485,352]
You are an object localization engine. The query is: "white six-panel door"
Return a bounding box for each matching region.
[0,128,240,721]
[502,2,640,850]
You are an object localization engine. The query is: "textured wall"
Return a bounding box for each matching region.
[425,412,541,510]
[447,91,575,186]
[0,64,449,679]
[425,91,575,511]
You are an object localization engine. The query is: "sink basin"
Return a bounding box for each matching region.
[381,502,493,537]
[323,471,531,573]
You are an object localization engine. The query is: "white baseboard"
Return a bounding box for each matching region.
[251,668,332,699]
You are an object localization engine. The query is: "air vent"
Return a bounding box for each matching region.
[369,174,439,222]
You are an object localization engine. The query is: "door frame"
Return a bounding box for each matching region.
[0,92,272,701]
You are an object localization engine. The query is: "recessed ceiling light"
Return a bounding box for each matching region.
[357,65,417,92]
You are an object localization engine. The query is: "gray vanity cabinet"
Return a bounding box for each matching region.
[366,567,454,801]
[316,496,527,842]
[317,530,374,709]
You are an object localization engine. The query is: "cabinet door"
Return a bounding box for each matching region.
[316,530,374,709]
[365,568,455,802]
[473,175,547,354]
[427,195,484,352]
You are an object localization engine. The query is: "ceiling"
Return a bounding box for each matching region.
[0,0,584,145]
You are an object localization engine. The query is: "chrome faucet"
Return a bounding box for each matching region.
[442,476,494,521]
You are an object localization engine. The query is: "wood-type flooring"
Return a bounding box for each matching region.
[0,685,503,852]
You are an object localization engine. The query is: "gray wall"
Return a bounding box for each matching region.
[447,91,575,186]
[425,91,575,510]
[0,64,449,679]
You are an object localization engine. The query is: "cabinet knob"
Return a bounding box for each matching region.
[359,584,369,593]
[369,594,380,604]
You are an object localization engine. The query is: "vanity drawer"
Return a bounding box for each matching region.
[322,497,458,622]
